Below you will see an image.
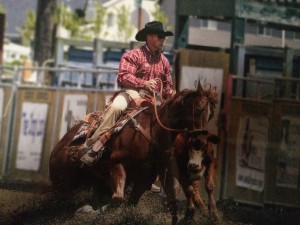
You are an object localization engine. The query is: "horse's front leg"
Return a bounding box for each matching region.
[109,163,126,204]
[128,167,157,205]
[205,159,218,220]
[159,166,179,225]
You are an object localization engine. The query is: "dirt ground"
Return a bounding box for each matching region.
[0,182,299,225]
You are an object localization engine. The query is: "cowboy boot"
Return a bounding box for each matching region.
[79,147,99,166]
[80,131,112,166]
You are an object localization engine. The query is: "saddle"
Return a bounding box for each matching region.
[71,111,104,144]
[67,95,154,161]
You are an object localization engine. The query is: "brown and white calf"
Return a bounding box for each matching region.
[164,130,221,222]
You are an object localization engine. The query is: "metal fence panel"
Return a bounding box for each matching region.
[1,66,118,183]
[6,87,55,182]
[0,85,13,177]
[264,101,300,207]
[224,99,272,206]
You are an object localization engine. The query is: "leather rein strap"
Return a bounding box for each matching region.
[127,113,158,148]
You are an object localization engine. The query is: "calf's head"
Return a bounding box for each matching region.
[187,130,220,180]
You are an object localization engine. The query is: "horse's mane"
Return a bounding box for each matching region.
[162,85,218,109]
[202,84,218,105]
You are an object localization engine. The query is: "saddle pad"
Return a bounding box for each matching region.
[71,123,90,143]
[71,107,149,146]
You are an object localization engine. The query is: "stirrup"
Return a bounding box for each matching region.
[80,148,100,166]
[92,138,105,152]
[77,138,94,156]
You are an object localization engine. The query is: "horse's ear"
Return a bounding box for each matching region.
[212,86,217,93]
[197,80,203,93]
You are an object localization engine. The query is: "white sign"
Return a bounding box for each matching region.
[180,66,223,134]
[59,94,88,139]
[236,116,268,192]
[16,102,48,171]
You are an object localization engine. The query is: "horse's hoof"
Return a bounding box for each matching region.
[110,196,125,207]
[75,204,100,215]
[75,205,93,213]
[150,183,161,193]
[101,204,108,212]
[209,211,220,223]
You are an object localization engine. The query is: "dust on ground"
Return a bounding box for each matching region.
[0,182,299,225]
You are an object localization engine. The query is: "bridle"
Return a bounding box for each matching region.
[192,97,211,130]
[152,78,210,134]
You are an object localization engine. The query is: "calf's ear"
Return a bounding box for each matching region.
[208,134,220,144]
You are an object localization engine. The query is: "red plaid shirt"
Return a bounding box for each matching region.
[117,45,173,99]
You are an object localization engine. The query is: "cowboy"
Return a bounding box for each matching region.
[80,21,175,166]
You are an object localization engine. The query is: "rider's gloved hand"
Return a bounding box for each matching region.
[144,79,158,92]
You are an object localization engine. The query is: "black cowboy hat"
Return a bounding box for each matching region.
[135,21,173,42]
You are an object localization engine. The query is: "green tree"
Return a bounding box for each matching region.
[0,4,5,13]
[151,0,172,31]
[116,5,134,42]
[55,3,105,41]
[18,10,36,46]
[91,2,106,38]
[55,3,85,39]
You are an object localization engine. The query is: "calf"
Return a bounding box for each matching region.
[170,130,220,222]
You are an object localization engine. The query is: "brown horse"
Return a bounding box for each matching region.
[49,82,219,224]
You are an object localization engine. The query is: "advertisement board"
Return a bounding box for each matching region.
[16,102,48,171]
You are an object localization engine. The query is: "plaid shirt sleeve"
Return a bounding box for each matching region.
[161,56,173,99]
[117,50,146,89]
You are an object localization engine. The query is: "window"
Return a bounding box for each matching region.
[199,19,217,30]
[272,28,282,38]
[258,25,272,36]
[285,31,294,39]
[107,13,114,27]
[246,23,258,34]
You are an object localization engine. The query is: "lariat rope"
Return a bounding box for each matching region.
[152,78,186,133]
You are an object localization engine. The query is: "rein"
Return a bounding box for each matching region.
[151,79,213,136]
[152,78,187,133]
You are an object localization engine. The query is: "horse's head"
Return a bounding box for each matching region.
[193,80,218,129]
[187,130,220,181]
[164,81,218,132]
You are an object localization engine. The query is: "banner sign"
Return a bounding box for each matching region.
[16,102,48,171]
[59,94,88,139]
[276,117,300,189]
[236,116,268,192]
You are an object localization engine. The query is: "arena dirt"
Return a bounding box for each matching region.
[0,183,299,225]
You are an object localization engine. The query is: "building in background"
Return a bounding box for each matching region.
[2,0,161,44]
[3,39,31,64]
